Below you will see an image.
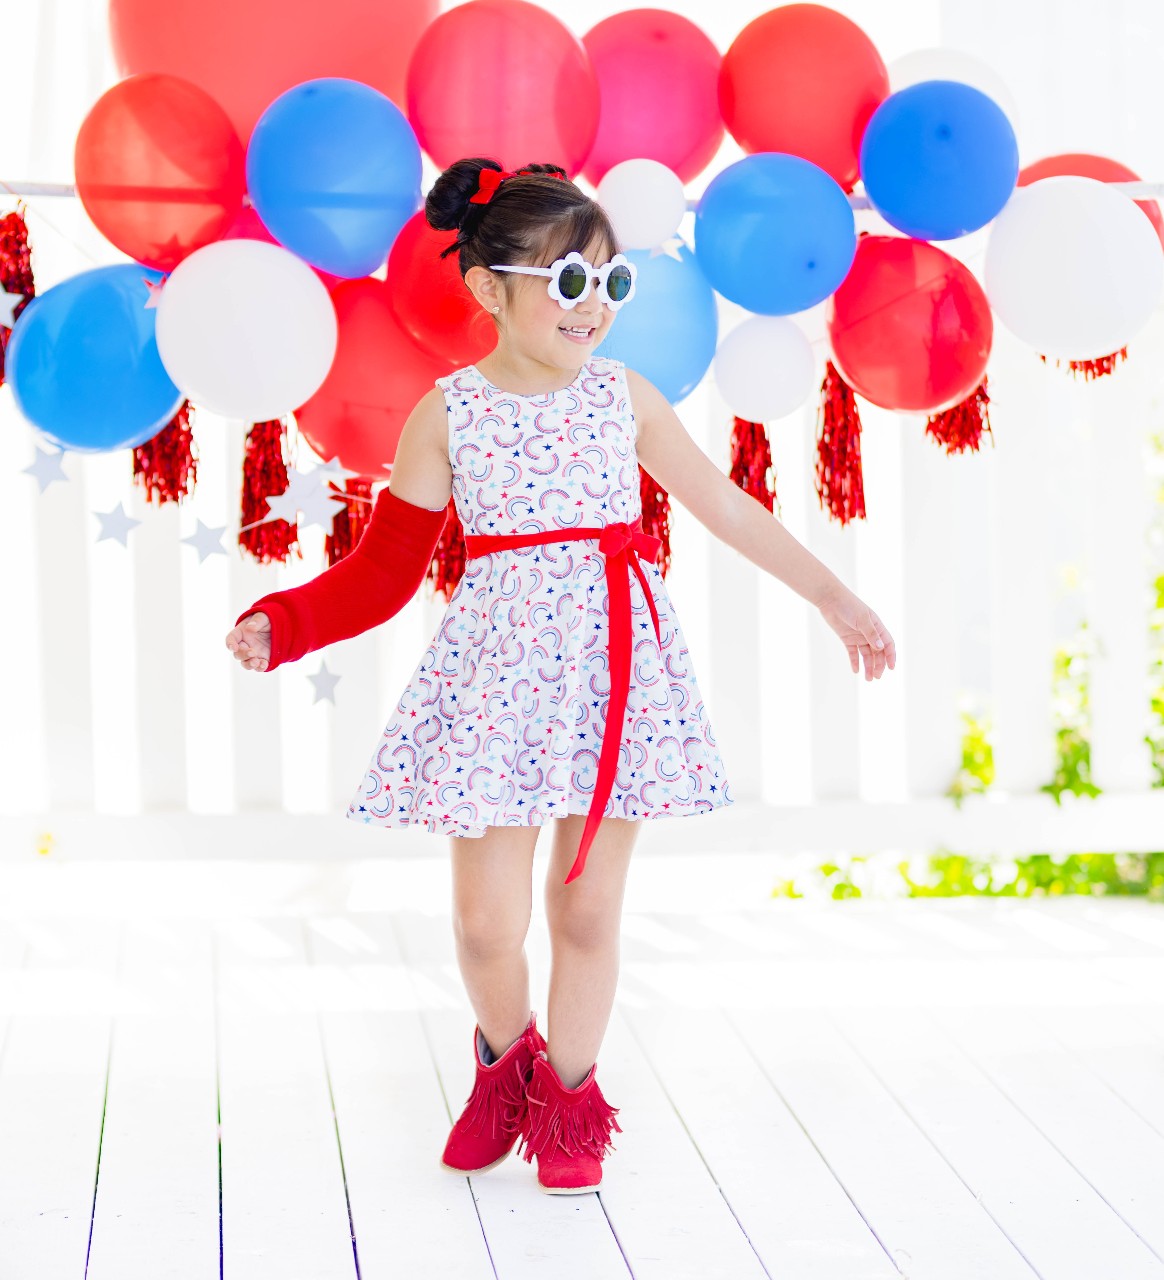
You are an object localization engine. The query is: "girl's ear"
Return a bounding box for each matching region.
[464,265,502,314]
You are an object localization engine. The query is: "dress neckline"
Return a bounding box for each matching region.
[469,358,592,399]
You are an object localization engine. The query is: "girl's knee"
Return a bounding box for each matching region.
[453,907,530,961]
[545,891,622,952]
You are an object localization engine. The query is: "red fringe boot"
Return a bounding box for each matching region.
[517,1049,623,1194]
[440,1011,548,1175]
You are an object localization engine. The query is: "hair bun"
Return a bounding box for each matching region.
[425,157,505,234]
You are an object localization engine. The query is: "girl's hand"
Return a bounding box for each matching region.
[816,584,896,681]
[225,612,271,672]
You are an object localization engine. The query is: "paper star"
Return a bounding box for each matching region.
[181,518,228,563]
[315,455,363,486]
[0,287,27,327]
[143,277,165,309]
[23,445,69,493]
[307,659,341,705]
[648,235,685,261]
[94,501,143,547]
[262,467,348,532]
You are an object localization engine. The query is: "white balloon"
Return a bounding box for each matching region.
[984,176,1164,361]
[888,48,1021,139]
[596,158,687,250]
[155,239,338,420]
[714,316,816,421]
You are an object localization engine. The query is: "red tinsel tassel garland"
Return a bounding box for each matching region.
[427,494,465,602]
[0,203,36,388]
[238,418,299,565]
[729,416,777,513]
[924,378,994,455]
[815,361,866,525]
[324,476,374,566]
[638,466,672,579]
[132,400,198,504]
[1038,347,1128,380]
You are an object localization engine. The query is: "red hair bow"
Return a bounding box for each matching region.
[468,167,568,205]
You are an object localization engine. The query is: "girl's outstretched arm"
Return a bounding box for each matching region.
[628,366,895,681]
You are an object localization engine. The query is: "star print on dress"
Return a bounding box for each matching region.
[344,354,733,837]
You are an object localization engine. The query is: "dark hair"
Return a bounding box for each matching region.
[425,158,621,291]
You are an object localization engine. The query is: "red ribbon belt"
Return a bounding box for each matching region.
[463,518,663,885]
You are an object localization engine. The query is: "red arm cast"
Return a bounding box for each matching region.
[234,487,449,672]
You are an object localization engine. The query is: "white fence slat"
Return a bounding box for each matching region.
[182,410,241,813]
[0,406,50,813]
[225,420,285,811]
[804,406,861,801]
[984,330,1059,793]
[899,408,965,795]
[1084,321,1159,791]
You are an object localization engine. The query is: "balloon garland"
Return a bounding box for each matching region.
[1,0,1161,618]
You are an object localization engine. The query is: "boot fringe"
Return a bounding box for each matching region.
[519,1068,623,1163]
[461,1053,530,1139]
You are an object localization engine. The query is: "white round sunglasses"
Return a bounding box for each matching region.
[489,250,637,311]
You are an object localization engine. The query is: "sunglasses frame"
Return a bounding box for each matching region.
[488,250,637,311]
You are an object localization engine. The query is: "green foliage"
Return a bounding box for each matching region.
[946,709,994,808]
[1040,620,1102,804]
[1148,570,1164,785]
[770,847,1164,901]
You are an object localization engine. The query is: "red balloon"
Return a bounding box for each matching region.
[386,212,496,365]
[74,73,245,272]
[221,203,346,292]
[1019,153,1164,252]
[295,277,452,481]
[407,0,599,173]
[580,10,723,186]
[827,236,992,412]
[719,4,888,193]
[109,0,436,147]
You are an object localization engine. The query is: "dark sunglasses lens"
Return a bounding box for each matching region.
[606,265,632,301]
[557,263,588,299]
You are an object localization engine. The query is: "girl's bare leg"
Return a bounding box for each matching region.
[543,815,641,1088]
[449,824,540,1059]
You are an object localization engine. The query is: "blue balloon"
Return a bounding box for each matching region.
[694,153,856,315]
[248,77,421,278]
[860,80,1019,239]
[598,240,717,404]
[6,265,182,452]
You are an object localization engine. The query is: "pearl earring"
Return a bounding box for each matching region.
[492,306,500,313]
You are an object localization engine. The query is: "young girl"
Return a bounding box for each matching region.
[225,158,895,1195]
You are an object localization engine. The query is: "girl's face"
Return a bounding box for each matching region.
[497,237,619,370]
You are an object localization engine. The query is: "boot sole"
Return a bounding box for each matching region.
[439,1147,513,1176]
[538,1180,601,1194]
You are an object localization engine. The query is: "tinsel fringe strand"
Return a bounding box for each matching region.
[815,361,866,526]
[132,400,199,503]
[924,378,994,455]
[729,416,777,512]
[238,418,299,565]
[324,476,374,566]
[638,466,672,578]
[0,203,36,388]
[1039,347,1128,380]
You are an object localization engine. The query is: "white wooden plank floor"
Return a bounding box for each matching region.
[1,855,1163,1279]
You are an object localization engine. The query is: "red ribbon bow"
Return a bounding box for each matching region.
[468,167,568,205]
[462,517,662,885]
